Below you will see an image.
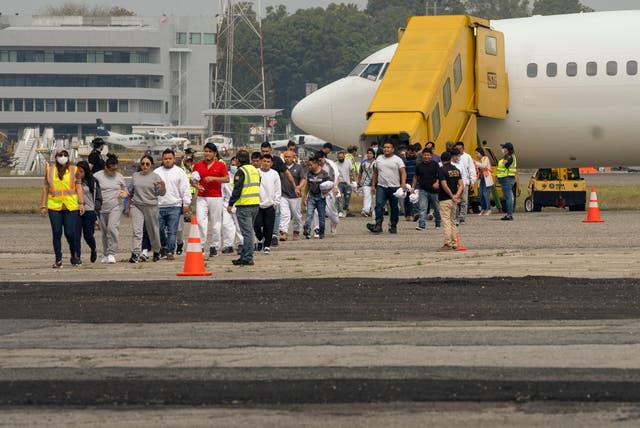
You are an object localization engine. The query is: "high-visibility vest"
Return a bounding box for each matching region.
[234,164,260,206]
[345,153,358,174]
[496,154,517,178]
[46,165,79,211]
[181,163,196,194]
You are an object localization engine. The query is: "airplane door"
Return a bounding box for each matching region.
[475,27,508,119]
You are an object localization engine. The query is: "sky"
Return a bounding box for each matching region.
[1,0,639,17]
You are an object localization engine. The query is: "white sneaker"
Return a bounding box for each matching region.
[330,223,337,235]
[107,254,116,264]
[101,256,109,264]
[338,212,345,218]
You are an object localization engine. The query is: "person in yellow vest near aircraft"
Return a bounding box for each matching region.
[227,149,260,266]
[496,142,517,221]
[40,148,85,268]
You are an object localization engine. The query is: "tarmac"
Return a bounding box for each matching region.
[1,182,640,423]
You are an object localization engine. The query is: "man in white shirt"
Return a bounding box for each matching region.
[254,154,281,254]
[367,140,407,234]
[452,141,477,225]
[336,151,355,217]
[154,149,192,260]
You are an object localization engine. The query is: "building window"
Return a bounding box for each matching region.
[108,99,118,112]
[46,99,55,112]
[606,61,617,76]
[24,99,34,111]
[586,61,597,76]
[56,99,65,112]
[527,63,537,78]
[98,99,108,112]
[203,33,216,45]
[176,32,187,44]
[87,99,97,112]
[77,99,87,112]
[3,99,13,112]
[453,54,462,90]
[627,60,638,76]
[443,78,452,116]
[66,99,76,112]
[13,99,23,111]
[119,100,129,112]
[35,99,44,112]
[189,32,202,44]
[546,62,557,77]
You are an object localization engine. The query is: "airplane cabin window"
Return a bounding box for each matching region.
[607,61,617,76]
[627,60,638,75]
[361,63,383,81]
[379,63,390,80]
[453,54,462,90]
[527,63,537,78]
[348,63,367,77]
[566,62,577,77]
[586,61,597,76]
[546,62,557,77]
[443,78,452,116]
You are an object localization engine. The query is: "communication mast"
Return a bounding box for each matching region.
[213,0,267,137]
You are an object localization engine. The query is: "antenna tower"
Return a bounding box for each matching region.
[213,0,266,136]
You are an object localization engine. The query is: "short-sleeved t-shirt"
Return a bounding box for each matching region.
[193,159,228,197]
[438,163,461,201]
[281,163,305,199]
[306,169,330,196]
[374,154,405,188]
[415,160,440,193]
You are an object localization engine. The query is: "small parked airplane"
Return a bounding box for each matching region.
[95,119,188,152]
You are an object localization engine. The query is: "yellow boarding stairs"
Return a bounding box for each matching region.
[365,15,508,149]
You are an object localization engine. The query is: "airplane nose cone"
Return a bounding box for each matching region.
[292,83,337,142]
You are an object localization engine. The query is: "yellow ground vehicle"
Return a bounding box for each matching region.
[469,146,520,213]
[523,168,586,212]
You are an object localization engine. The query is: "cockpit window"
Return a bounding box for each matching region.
[361,63,384,81]
[348,63,367,77]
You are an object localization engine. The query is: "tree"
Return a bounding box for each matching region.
[532,0,593,15]
[464,0,530,19]
[41,2,136,16]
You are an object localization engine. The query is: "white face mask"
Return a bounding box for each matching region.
[56,156,69,165]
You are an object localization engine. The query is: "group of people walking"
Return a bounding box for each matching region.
[42,134,516,267]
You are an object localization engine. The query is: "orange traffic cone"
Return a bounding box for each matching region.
[582,187,605,223]
[177,217,212,277]
[455,233,467,251]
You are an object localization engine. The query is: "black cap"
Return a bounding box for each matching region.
[184,147,194,154]
[500,142,514,152]
[91,137,104,148]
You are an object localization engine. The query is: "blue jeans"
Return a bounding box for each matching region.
[304,193,326,235]
[158,206,182,254]
[236,205,258,262]
[337,182,351,213]
[48,209,79,262]
[479,177,491,211]
[75,210,97,258]
[499,176,516,216]
[418,190,441,228]
[374,185,399,226]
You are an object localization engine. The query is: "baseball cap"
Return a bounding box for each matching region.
[500,142,514,151]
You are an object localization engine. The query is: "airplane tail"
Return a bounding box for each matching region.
[95,119,110,137]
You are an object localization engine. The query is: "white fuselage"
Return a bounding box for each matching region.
[292,11,640,168]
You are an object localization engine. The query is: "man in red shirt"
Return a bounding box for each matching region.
[191,142,229,257]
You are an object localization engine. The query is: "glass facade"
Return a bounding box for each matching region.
[0,75,163,88]
[0,98,159,114]
[0,49,151,63]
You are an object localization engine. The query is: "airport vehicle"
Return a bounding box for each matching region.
[96,119,189,152]
[292,11,640,169]
[523,168,586,212]
[204,134,233,156]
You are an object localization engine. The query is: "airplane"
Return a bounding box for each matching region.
[292,10,640,168]
[95,119,189,152]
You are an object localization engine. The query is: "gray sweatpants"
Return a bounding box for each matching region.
[99,204,122,257]
[131,204,161,255]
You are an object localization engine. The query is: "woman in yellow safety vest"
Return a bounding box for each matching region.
[496,142,517,221]
[40,148,85,268]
